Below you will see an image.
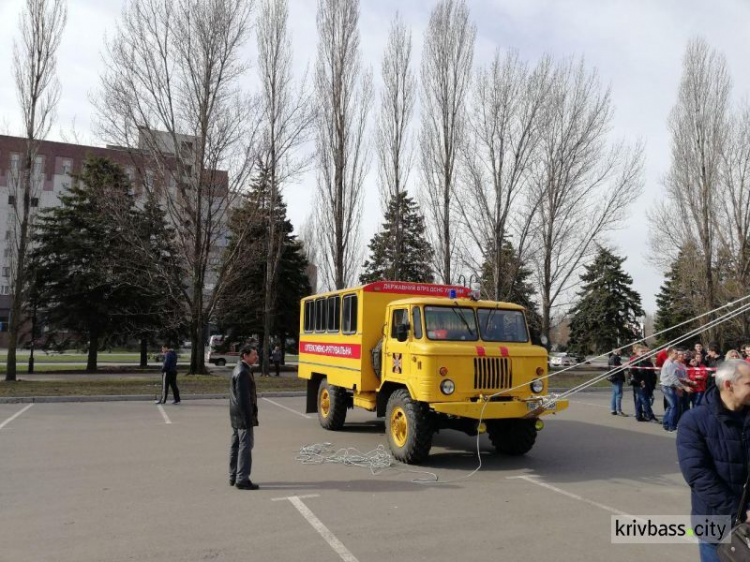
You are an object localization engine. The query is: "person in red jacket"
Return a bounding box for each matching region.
[686,353,708,407]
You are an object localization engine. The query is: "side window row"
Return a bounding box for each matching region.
[303,294,357,334]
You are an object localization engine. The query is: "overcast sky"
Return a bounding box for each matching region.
[1,0,749,313]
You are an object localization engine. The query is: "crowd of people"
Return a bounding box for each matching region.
[608,341,750,432]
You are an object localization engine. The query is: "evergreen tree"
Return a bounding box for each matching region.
[568,246,644,354]
[215,166,311,351]
[29,158,142,371]
[654,251,700,346]
[360,192,434,283]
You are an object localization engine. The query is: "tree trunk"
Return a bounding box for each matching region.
[86,330,99,373]
[139,336,148,368]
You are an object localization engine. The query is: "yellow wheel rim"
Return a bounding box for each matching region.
[390,406,408,448]
[320,388,331,418]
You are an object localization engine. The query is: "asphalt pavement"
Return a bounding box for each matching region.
[0,390,697,562]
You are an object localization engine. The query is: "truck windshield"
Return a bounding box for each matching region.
[477,308,529,342]
[424,306,478,341]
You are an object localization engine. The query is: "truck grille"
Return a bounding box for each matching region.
[473,357,512,390]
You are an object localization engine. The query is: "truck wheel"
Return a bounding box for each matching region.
[487,419,537,456]
[385,389,433,464]
[317,379,347,430]
[216,359,226,367]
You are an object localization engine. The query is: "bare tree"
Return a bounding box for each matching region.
[7,0,67,382]
[716,101,750,338]
[530,58,644,342]
[375,12,415,279]
[95,0,260,373]
[458,50,552,300]
[256,0,315,374]
[314,0,372,289]
[649,38,730,340]
[419,0,476,284]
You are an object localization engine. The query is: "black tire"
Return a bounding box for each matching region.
[487,419,537,456]
[385,389,433,464]
[317,379,347,430]
[216,359,226,367]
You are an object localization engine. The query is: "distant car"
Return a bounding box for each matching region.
[549,353,583,367]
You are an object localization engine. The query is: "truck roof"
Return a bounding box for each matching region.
[302,280,472,300]
[389,297,527,310]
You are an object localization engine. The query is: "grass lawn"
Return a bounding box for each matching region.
[0,374,307,397]
[0,371,605,398]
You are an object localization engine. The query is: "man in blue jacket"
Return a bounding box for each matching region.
[677,359,750,561]
[155,344,180,405]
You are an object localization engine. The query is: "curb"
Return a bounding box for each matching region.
[0,391,307,404]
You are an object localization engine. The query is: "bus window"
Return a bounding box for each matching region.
[342,294,358,334]
[327,296,340,332]
[412,307,423,339]
[315,298,326,332]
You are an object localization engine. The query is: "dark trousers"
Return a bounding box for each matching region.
[160,370,180,403]
[229,427,254,484]
[273,361,281,377]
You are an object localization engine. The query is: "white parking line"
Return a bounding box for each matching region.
[508,474,628,515]
[0,403,33,430]
[277,495,359,562]
[262,397,311,418]
[157,404,172,424]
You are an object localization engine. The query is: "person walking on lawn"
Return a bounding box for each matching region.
[155,344,180,405]
[229,346,260,490]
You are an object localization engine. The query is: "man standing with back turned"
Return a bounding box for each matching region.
[229,346,260,490]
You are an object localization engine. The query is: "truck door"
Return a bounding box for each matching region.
[385,307,410,380]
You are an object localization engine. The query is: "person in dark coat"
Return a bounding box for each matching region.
[229,346,259,490]
[271,345,282,377]
[155,344,180,405]
[677,359,750,562]
[608,350,626,416]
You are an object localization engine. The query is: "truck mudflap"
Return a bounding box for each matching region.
[429,397,569,420]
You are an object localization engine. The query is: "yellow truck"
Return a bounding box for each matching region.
[298,281,568,464]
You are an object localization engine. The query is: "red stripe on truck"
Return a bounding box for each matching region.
[363,281,470,298]
[300,342,362,359]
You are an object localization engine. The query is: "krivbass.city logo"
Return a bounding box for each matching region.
[611,515,731,544]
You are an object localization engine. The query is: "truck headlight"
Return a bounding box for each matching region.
[530,378,544,393]
[440,379,455,395]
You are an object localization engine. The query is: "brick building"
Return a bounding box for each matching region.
[0,133,229,348]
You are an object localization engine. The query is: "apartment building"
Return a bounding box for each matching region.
[0,133,230,347]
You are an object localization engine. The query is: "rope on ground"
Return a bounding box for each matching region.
[296,442,439,483]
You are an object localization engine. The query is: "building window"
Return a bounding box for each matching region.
[34,155,44,176]
[3,249,9,258]
[1,286,9,295]
[62,159,72,175]
[2,268,8,278]
[0,314,8,330]
[342,294,358,335]
[8,195,15,206]
[10,154,19,173]
[31,197,39,207]
[145,170,154,190]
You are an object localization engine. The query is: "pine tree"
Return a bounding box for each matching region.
[568,246,644,354]
[215,165,311,350]
[29,157,143,371]
[654,252,700,346]
[360,192,434,283]
[479,240,542,333]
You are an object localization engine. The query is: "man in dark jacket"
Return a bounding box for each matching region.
[229,346,259,490]
[677,359,750,561]
[155,345,180,405]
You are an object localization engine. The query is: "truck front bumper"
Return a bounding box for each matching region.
[430,397,569,420]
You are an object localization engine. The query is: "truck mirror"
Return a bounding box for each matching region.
[396,323,409,342]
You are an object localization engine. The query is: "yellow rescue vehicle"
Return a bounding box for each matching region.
[298,281,568,464]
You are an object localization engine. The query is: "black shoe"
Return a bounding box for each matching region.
[229,478,236,486]
[236,481,259,490]
[635,417,646,422]
[171,400,180,405]
[611,411,617,415]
